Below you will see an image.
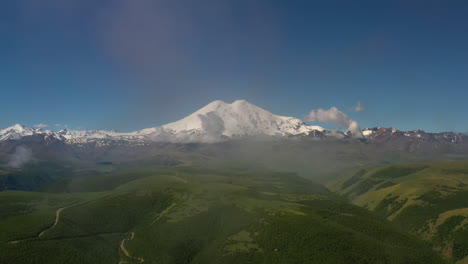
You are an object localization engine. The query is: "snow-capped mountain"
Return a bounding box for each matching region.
[361,127,464,144]
[0,124,63,141]
[0,100,327,144]
[162,100,325,137]
[57,129,118,140]
[0,100,466,146]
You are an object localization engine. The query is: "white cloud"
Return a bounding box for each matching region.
[304,107,363,137]
[353,101,365,112]
[8,146,33,168]
[55,123,62,127]
[33,123,49,128]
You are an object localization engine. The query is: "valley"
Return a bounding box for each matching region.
[1,101,467,263]
[0,166,447,264]
[3,1,467,263]
[332,161,468,263]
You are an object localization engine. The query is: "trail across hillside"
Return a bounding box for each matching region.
[9,200,89,244]
[39,201,89,238]
[119,232,144,264]
[149,202,177,226]
[174,171,188,183]
[118,197,181,263]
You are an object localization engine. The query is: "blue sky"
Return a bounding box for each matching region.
[1,0,467,132]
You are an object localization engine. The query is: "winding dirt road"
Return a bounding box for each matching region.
[39,200,89,238]
[119,196,180,263]
[119,232,144,264]
[9,200,89,244]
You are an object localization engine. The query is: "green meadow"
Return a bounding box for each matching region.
[333,161,468,262]
[0,166,446,264]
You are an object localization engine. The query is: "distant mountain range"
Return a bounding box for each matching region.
[1,100,468,195]
[0,100,326,144]
[0,100,467,165]
[1,100,465,146]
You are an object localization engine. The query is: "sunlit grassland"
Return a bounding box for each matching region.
[0,166,446,264]
[335,160,468,262]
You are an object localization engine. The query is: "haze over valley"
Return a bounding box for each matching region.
[2,1,468,263]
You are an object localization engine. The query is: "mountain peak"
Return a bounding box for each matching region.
[1,124,33,133]
[0,124,36,141]
[8,124,28,130]
[207,99,228,106]
[162,99,324,137]
[232,99,249,104]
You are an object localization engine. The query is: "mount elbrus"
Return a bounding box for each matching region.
[1,100,464,144]
[0,100,467,166]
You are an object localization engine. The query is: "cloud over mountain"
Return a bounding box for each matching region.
[304,107,363,137]
[8,146,33,168]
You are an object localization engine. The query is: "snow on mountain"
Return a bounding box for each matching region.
[0,124,62,141]
[6,100,463,145]
[58,129,125,139]
[0,100,329,144]
[162,100,325,137]
[0,124,34,140]
[362,127,380,137]
[361,127,465,144]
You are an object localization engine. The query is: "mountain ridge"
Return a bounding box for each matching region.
[1,100,328,143]
[0,100,466,145]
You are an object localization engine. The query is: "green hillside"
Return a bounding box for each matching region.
[0,166,445,264]
[0,160,118,192]
[332,161,468,262]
